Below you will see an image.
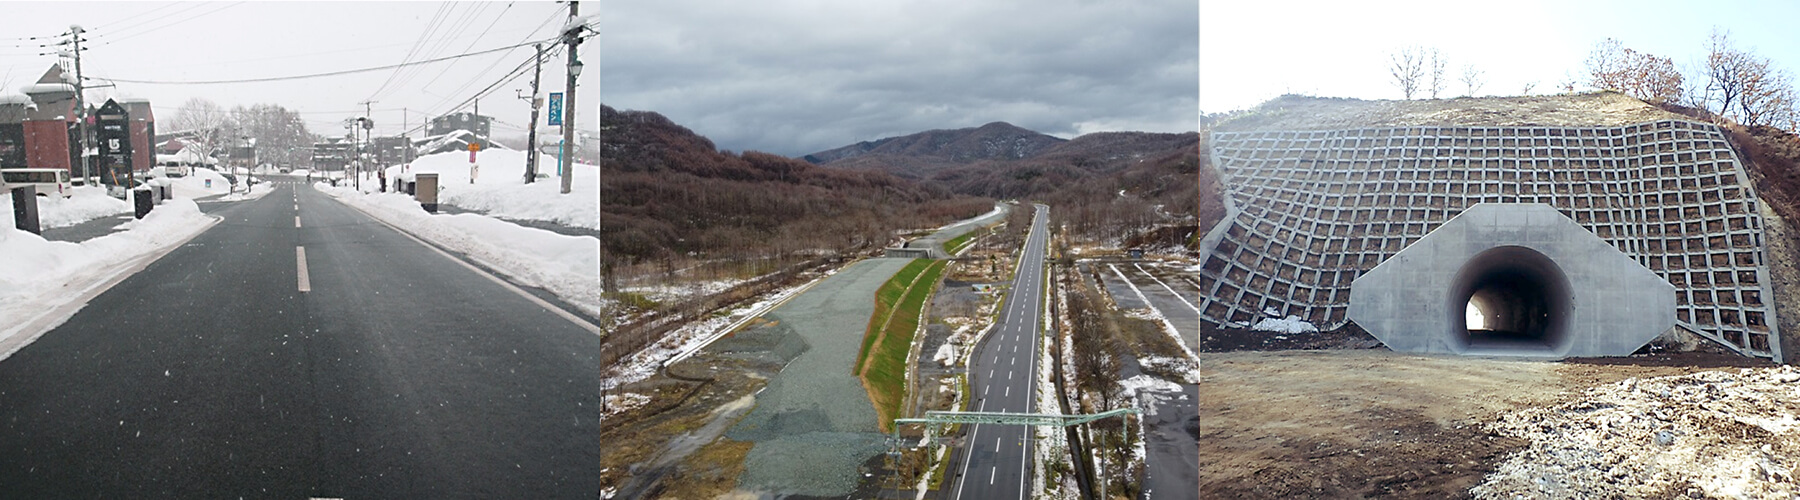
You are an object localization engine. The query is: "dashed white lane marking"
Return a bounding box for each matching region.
[294,216,302,228]
[1005,385,1010,397]
[1008,370,1013,380]
[295,247,311,292]
[995,436,1002,452]
[990,466,997,485]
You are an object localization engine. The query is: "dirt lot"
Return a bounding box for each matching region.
[1194,349,1771,499]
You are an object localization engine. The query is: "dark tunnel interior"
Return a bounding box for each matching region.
[1449,246,1574,353]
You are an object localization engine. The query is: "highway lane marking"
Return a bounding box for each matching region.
[990,466,997,485]
[1005,385,1010,397]
[984,385,989,395]
[296,246,311,292]
[1008,370,1013,380]
[996,436,1002,452]
[294,216,302,228]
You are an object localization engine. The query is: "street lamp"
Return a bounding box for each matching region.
[570,60,583,78]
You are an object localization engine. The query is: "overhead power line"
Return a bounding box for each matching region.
[91,38,554,85]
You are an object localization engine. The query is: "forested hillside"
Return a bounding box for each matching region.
[601,105,990,278]
[805,124,1206,248]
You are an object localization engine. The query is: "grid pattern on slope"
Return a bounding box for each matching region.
[1201,120,1780,358]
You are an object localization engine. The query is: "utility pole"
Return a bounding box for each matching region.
[559,1,583,195]
[69,25,91,184]
[521,44,544,184]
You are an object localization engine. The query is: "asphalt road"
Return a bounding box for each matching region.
[952,204,1049,500]
[0,176,600,498]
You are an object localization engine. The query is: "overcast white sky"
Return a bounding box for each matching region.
[1200,0,1800,113]
[0,2,595,142]
[600,0,1201,156]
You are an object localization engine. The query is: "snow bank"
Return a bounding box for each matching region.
[0,199,216,350]
[1251,315,1318,334]
[370,149,598,229]
[166,168,235,198]
[315,185,605,319]
[1,186,130,230]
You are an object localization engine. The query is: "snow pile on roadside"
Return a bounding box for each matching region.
[0,200,215,344]
[214,180,276,201]
[1138,355,1201,384]
[373,149,598,229]
[166,168,234,198]
[1472,367,1800,499]
[316,186,605,319]
[1,186,131,230]
[1252,315,1318,334]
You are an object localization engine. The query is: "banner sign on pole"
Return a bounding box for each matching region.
[547,93,564,126]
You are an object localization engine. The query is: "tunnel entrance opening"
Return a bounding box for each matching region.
[1449,246,1573,354]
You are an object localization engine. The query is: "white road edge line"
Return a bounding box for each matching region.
[296,247,311,292]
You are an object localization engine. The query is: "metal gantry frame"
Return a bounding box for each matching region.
[889,408,1140,450]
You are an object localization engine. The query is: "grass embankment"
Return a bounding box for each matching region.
[855,258,948,432]
[942,230,978,256]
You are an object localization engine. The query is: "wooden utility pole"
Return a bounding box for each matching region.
[523,44,544,184]
[559,1,580,195]
[70,25,91,183]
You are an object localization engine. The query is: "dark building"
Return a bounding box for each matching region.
[427,112,491,149]
[370,136,411,167]
[311,139,349,172]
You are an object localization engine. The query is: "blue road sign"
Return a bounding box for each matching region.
[547,93,564,126]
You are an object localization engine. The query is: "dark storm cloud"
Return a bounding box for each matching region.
[601,0,1198,156]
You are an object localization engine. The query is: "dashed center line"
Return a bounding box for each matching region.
[295,246,311,292]
[294,216,302,228]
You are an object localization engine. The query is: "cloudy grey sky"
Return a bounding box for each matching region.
[600,0,1200,156]
[0,2,596,142]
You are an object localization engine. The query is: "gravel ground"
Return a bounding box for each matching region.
[1473,366,1800,499]
[721,257,912,497]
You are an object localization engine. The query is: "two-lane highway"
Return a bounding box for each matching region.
[0,176,599,498]
[954,203,1050,500]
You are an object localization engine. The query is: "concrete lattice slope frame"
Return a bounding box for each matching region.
[1348,203,1676,358]
[1199,119,1783,360]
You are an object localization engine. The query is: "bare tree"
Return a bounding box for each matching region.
[1701,28,1799,128]
[1586,38,1684,103]
[1388,46,1425,100]
[168,97,231,164]
[1739,66,1797,128]
[1427,48,1447,99]
[1522,82,1537,95]
[1705,29,1749,116]
[1460,64,1486,96]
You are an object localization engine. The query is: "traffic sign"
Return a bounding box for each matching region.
[547,92,564,126]
[468,142,481,152]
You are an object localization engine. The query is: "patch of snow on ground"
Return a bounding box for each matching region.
[932,343,957,367]
[166,168,235,198]
[1252,315,1319,334]
[1472,367,1800,499]
[602,391,652,418]
[603,265,842,390]
[1,186,131,230]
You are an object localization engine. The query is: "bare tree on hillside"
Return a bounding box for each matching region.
[1388,46,1425,100]
[169,97,232,162]
[1427,48,1447,99]
[1701,28,1799,128]
[1522,82,1537,95]
[1586,38,1684,104]
[1461,64,1486,96]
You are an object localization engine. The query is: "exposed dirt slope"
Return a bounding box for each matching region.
[1213,91,1688,132]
